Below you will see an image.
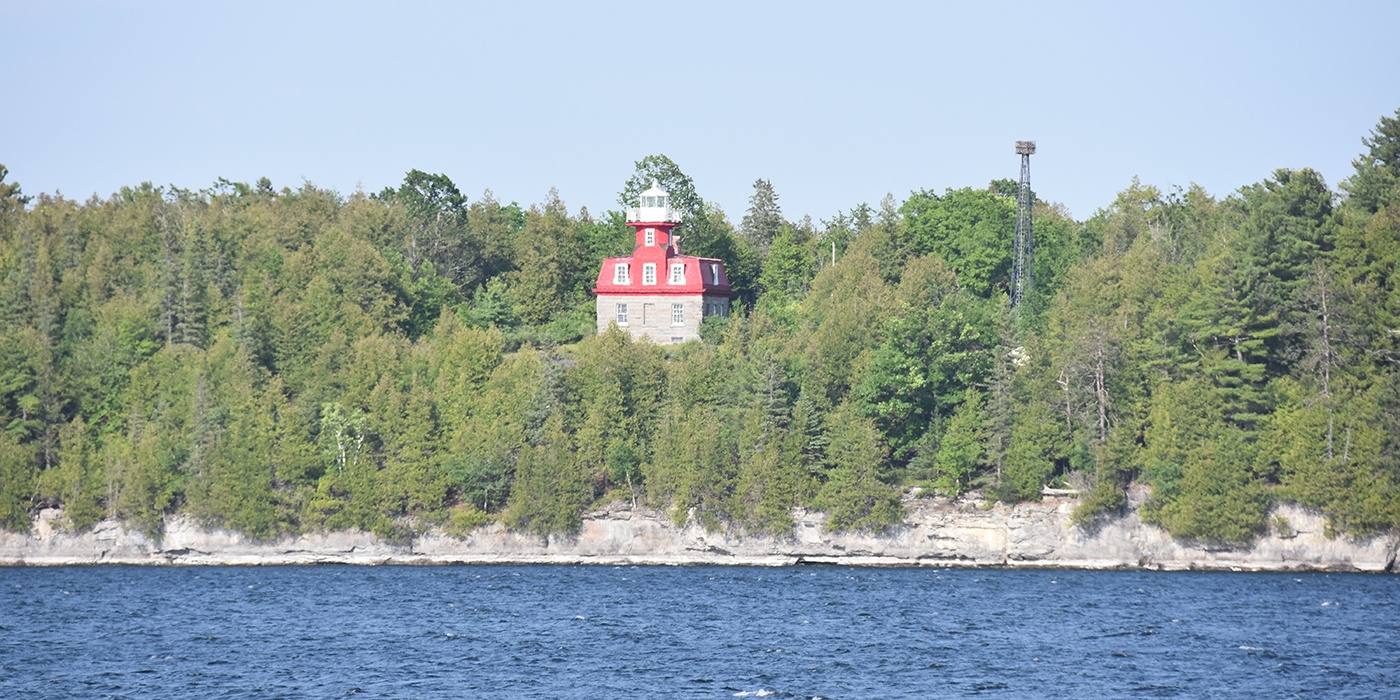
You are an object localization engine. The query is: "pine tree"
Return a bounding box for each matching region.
[503,413,588,535]
[932,389,988,496]
[0,432,36,531]
[741,178,784,252]
[812,401,902,532]
[1181,236,1276,428]
[42,417,104,530]
[1139,377,1268,544]
[1340,108,1400,214]
[504,193,576,326]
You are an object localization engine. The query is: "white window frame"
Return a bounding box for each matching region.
[643,263,656,285]
[613,263,630,285]
[671,303,684,325]
[616,303,628,325]
[709,262,720,283]
[668,263,686,284]
[644,228,655,246]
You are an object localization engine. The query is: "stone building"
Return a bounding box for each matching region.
[594,182,731,343]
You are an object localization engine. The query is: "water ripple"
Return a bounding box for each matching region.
[0,566,1396,698]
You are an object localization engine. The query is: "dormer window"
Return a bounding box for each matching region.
[669,263,686,284]
[643,263,656,285]
[645,228,655,246]
[709,262,719,282]
[613,263,630,284]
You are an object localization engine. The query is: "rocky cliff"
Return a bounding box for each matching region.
[3,489,1396,572]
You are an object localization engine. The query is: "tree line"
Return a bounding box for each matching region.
[1,110,1397,544]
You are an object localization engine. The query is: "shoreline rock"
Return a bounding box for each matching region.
[3,490,1396,572]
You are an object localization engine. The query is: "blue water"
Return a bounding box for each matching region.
[1,566,1396,698]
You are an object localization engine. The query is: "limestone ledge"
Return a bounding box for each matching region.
[3,491,1396,572]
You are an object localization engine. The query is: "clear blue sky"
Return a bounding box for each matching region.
[4,1,1397,222]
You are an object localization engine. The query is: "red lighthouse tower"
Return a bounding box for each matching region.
[594,181,731,343]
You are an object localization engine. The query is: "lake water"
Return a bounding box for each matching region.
[1,565,1396,698]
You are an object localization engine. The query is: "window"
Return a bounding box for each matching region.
[671,337,684,343]
[644,228,655,246]
[613,263,630,284]
[616,303,628,325]
[671,303,684,325]
[669,263,685,284]
[643,263,656,285]
[709,262,720,282]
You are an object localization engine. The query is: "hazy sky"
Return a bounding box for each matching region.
[4,1,1397,222]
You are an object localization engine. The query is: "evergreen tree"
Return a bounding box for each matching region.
[1,113,1397,546]
[741,178,784,252]
[0,432,36,531]
[931,389,988,496]
[40,417,103,530]
[1340,108,1400,214]
[756,226,815,306]
[813,401,902,532]
[1139,377,1268,544]
[1181,238,1275,428]
[503,413,589,535]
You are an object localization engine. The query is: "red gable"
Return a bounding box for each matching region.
[594,211,730,297]
[595,251,731,296]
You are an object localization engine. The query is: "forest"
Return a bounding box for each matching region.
[1,110,1398,545]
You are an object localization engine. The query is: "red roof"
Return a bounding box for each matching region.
[594,228,729,297]
[594,251,730,296]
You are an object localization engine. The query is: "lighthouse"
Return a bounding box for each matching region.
[594,181,731,343]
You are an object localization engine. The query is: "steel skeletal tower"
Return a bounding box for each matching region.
[1011,140,1035,309]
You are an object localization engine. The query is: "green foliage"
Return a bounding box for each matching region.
[812,402,903,532]
[1259,376,1400,536]
[445,503,492,535]
[757,226,816,306]
[1341,108,1400,214]
[2,112,1399,546]
[899,187,1015,297]
[503,415,588,536]
[931,389,987,496]
[504,191,585,327]
[856,255,997,461]
[38,417,105,531]
[377,169,481,297]
[0,432,36,531]
[993,390,1064,502]
[741,178,785,252]
[1137,377,1269,543]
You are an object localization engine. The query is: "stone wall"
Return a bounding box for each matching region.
[596,295,726,344]
[3,489,1395,571]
